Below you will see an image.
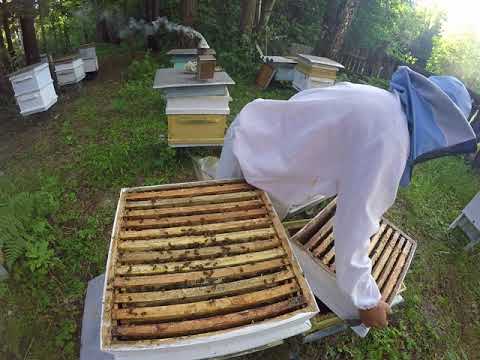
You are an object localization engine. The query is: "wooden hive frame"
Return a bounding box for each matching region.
[101,179,318,353]
[291,198,417,305]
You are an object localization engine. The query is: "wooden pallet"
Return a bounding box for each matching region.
[102,179,317,350]
[291,198,416,304]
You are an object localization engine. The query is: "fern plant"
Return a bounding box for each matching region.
[0,192,36,267]
[0,189,58,269]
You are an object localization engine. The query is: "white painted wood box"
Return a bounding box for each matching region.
[9,62,52,96]
[165,90,232,115]
[8,63,58,116]
[101,180,318,360]
[54,56,86,86]
[79,44,99,73]
[15,83,58,116]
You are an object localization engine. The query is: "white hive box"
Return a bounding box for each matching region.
[79,44,99,73]
[164,85,228,98]
[166,90,232,115]
[101,180,318,360]
[292,54,344,91]
[9,62,52,96]
[54,56,86,86]
[82,57,99,73]
[8,63,58,116]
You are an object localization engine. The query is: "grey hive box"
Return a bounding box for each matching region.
[264,56,298,82]
[450,192,480,250]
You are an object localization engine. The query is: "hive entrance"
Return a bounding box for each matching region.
[102,180,317,349]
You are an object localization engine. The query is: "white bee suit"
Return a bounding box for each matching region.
[216,83,410,310]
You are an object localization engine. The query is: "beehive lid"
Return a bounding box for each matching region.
[101,180,318,350]
[198,54,216,62]
[79,43,96,49]
[291,198,416,305]
[297,54,344,69]
[153,69,235,89]
[264,56,298,65]
[8,62,49,79]
[54,54,81,64]
[167,48,217,56]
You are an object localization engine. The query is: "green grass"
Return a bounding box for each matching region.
[0,47,479,360]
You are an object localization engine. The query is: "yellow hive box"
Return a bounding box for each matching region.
[295,62,338,80]
[167,114,226,147]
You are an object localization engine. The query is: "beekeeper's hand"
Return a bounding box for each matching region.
[358,300,391,328]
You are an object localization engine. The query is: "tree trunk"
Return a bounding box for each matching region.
[19,0,40,65]
[0,20,9,71]
[215,0,228,27]
[181,0,198,26]
[254,0,262,29]
[0,65,13,101]
[145,0,158,21]
[38,0,48,53]
[62,24,70,52]
[0,0,14,57]
[327,0,360,59]
[256,0,276,33]
[152,0,160,19]
[315,0,340,57]
[240,0,257,34]
[315,0,360,59]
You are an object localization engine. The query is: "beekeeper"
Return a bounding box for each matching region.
[216,66,477,328]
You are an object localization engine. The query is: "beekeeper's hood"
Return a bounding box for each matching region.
[390,66,477,187]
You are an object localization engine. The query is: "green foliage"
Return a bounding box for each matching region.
[54,320,77,357]
[80,53,177,187]
[25,239,55,274]
[347,0,445,64]
[427,32,480,91]
[0,183,60,268]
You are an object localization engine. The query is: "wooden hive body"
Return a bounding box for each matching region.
[167,114,226,146]
[289,199,416,337]
[101,180,318,359]
[291,198,416,308]
[197,54,216,80]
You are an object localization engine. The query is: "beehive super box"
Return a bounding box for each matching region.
[290,199,416,317]
[101,180,318,360]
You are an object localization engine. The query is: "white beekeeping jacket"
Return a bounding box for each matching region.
[216,83,410,310]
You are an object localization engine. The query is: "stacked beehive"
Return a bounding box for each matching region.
[78,44,99,73]
[8,62,58,116]
[101,180,318,360]
[54,55,86,86]
[292,54,344,91]
[153,68,235,147]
